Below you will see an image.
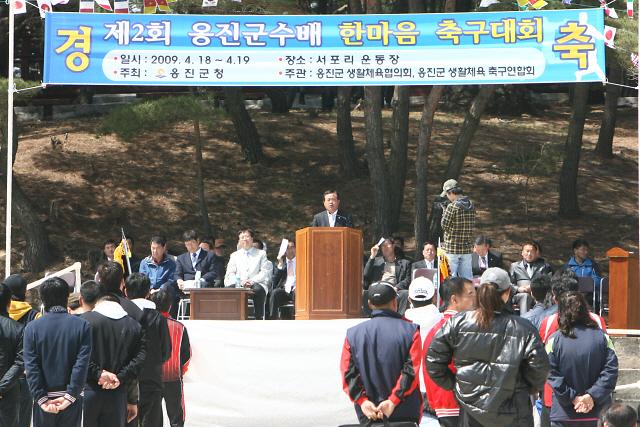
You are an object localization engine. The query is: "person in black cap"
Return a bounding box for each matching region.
[340,281,422,424]
[0,282,24,426]
[4,273,41,427]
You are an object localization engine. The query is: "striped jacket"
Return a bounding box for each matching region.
[160,312,191,382]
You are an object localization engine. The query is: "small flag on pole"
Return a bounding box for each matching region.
[114,0,129,12]
[604,25,617,48]
[631,53,639,68]
[36,0,53,17]
[601,1,619,18]
[144,0,171,13]
[517,0,547,9]
[627,0,633,16]
[51,0,68,4]
[202,0,218,6]
[79,0,93,12]
[479,0,500,7]
[12,0,27,14]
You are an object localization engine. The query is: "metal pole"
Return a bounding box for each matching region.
[5,0,15,277]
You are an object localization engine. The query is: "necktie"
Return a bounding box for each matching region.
[479,256,486,269]
[191,252,197,268]
[526,263,533,278]
[287,260,294,276]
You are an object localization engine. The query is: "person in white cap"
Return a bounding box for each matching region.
[404,277,443,402]
[440,179,475,280]
[404,277,443,340]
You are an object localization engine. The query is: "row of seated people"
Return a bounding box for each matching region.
[363,235,605,317]
[97,226,604,320]
[98,229,294,320]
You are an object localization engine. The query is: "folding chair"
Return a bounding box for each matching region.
[576,276,596,308]
[176,298,190,321]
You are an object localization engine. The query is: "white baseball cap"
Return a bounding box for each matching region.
[408,276,435,301]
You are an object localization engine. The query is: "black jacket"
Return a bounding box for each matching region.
[81,303,145,387]
[363,257,412,290]
[174,250,222,288]
[310,209,354,228]
[0,314,24,397]
[137,305,171,391]
[427,309,550,427]
[471,251,504,276]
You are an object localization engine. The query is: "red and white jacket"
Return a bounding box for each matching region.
[423,310,460,419]
[160,312,192,382]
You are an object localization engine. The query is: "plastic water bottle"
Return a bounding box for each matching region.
[194,270,202,288]
[235,275,241,288]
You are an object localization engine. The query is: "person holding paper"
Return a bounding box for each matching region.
[310,190,354,228]
[270,239,296,319]
[224,229,273,320]
[363,238,412,315]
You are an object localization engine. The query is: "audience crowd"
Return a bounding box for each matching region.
[0,186,636,427]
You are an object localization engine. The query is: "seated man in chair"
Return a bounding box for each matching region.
[224,229,273,320]
[269,240,296,319]
[364,238,411,315]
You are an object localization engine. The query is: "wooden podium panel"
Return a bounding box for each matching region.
[295,227,363,320]
[189,288,252,320]
[606,247,640,329]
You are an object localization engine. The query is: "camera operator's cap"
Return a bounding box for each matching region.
[480,267,512,292]
[440,179,460,197]
[368,281,398,305]
[409,276,435,301]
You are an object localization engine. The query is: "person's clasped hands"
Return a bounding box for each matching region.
[360,399,397,420]
[98,369,120,390]
[39,396,73,414]
[573,394,594,413]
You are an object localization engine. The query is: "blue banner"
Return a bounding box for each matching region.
[43,9,605,86]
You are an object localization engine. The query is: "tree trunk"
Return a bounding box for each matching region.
[595,63,622,158]
[193,118,212,237]
[264,87,290,114]
[222,87,263,164]
[364,87,391,237]
[336,87,358,177]
[415,86,445,258]
[559,83,590,218]
[388,86,410,232]
[0,112,51,273]
[444,85,496,180]
[12,180,51,272]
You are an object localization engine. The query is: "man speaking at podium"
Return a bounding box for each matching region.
[310,190,354,228]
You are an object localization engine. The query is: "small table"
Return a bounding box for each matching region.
[189,288,253,320]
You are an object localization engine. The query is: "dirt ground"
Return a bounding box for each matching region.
[5,101,639,279]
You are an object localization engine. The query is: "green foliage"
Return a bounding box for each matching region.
[503,140,563,176]
[0,78,43,105]
[100,95,223,141]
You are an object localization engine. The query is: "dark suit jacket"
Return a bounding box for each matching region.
[411,259,438,275]
[363,257,412,290]
[310,209,354,228]
[174,250,223,288]
[471,251,504,277]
